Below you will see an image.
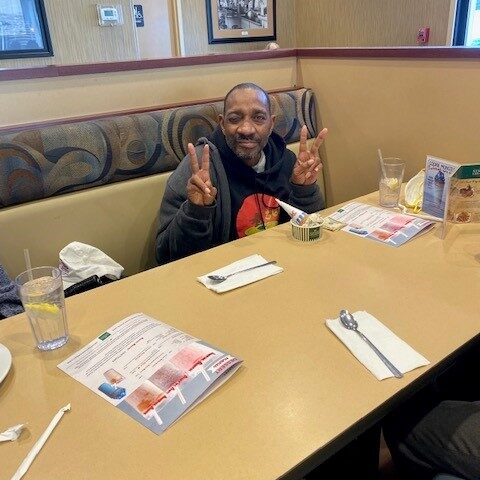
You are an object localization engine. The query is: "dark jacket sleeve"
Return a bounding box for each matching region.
[155,157,216,265]
[0,266,23,319]
[288,182,325,213]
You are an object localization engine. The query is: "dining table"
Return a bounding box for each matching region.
[1,191,479,480]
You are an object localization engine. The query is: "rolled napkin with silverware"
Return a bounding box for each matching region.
[326,310,430,380]
[197,254,283,293]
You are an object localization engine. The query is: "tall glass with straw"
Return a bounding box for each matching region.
[15,250,69,351]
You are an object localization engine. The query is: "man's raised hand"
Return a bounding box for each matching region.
[187,143,217,206]
[291,125,328,186]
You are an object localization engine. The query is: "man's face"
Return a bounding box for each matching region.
[219,88,275,167]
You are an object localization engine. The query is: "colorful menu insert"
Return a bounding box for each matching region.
[58,313,242,434]
[327,202,433,247]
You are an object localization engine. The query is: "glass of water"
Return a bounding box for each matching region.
[16,266,69,351]
[379,157,405,208]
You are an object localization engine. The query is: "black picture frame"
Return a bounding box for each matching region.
[206,0,276,44]
[0,0,53,60]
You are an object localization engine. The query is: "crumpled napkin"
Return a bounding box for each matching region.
[197,254,283,293]
[0,423,25,442]
[326,311,430,380]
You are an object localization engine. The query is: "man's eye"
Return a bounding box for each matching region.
[227,116,240,123]
[255,115,266,122]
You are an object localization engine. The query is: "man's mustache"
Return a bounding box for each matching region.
[235,134,261,142]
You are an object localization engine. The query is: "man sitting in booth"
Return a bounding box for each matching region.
[155,82,328,264]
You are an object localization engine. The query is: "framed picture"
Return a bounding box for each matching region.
[0,0,53,59]
[206,0,276,44]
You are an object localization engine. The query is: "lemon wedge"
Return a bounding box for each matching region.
[24,303,60,315]
[383,178,400,189]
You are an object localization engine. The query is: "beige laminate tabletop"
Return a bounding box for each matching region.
[1,193,479,480]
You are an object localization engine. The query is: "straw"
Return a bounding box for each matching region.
[23,248,33,282]
[377,148,387,179]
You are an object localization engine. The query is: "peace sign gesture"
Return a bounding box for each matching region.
[187,143,217,206]
[291,125,328,186]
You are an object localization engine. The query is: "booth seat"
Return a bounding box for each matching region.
[0,88,324,277]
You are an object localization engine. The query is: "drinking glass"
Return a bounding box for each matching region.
[379,157,405,208]
[16,266,69,351]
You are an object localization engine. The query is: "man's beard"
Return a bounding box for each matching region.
[225,134,264,164]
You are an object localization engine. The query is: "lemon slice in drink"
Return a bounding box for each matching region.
[24,303,60,315]
[384,178,400,189]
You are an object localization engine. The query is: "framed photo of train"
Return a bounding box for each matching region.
[206,0,276,44]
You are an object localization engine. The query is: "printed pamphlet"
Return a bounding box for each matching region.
[328,202,433,247]
[423,156,480,223]
[58,313,242,434]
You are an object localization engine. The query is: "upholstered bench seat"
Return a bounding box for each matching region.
[0,88,324,277]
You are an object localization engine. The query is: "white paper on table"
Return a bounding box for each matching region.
[326,311,430,380]
[0,423,25,442]
[11,404,70,480]
[197,254,283,293]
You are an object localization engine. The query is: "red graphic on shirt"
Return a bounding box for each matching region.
[236,194,280,238]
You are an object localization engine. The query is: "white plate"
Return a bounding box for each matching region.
[0,343,12,383]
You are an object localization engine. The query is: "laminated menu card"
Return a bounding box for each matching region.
[58,313,242,434]
[327,202,433,247]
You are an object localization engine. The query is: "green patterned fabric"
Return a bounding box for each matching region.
[0,88,317,207]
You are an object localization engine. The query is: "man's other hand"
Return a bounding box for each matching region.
[291,126,328,186]
[187,143,217,206]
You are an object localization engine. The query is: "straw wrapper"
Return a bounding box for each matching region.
[0,424,25,442]
[11,404,71,480]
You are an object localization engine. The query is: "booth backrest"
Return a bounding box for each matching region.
[0,88,324,277]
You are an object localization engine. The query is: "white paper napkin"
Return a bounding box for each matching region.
[197,254,283,293]
[326,311,430,380]
[0,423,25,442]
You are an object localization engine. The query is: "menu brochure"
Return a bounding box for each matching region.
[423,155,480,223]
[58,313,242,434]
[327,202,433,247]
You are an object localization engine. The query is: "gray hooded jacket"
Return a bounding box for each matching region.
[155,136,324,264]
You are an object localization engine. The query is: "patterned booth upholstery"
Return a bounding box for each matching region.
[0,88,317,208]
[0,88,322,276]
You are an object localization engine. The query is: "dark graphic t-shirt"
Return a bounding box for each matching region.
[208,127,297,241]
[236,193,280,237]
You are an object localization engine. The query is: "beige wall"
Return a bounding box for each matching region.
[0,57,297,127]
[295,0,452,47]
[179,0,296,55]
[1,0,138,69]
[136,0,174,59]
[0,0,458,69]
[298,56,480,205]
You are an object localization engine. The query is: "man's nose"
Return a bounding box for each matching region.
[237,119,255,135]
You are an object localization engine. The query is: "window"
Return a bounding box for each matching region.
[0,0,52,59]
[453,0,480,46]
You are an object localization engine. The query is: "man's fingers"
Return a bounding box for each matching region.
[310,127,328,155]
[298,125,308,154]
[200,145,210,173]
[190,174,211,195]
[188,143,200,174]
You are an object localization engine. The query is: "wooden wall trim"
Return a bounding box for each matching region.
[0,86,303,134]
[2,47,479,83]
[296,47,480,59]
[0,49,297,82]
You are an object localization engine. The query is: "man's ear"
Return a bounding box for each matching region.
[270,115,276,133]
[218,115,225,133]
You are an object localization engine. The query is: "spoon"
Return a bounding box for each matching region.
[339,309,403,379]
[207,261,277,283]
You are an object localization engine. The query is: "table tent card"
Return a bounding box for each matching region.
[58,313,242,434]
[422,156,480,238]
